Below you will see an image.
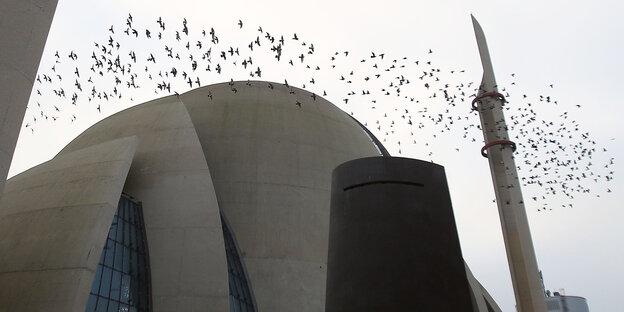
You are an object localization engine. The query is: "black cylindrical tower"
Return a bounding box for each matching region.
[325,156,474,311]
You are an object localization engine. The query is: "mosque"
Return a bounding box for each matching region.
[2,0,580,311]
[0,82,503,311]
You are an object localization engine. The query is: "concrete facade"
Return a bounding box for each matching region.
[0,136,137,311]
[0,82,382,311]
[0,0,59,202]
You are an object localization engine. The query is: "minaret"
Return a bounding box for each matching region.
[471,15,547,312]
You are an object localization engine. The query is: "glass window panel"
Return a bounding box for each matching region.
[129,226,137,250]
[125,200,132,220]
[242,283,251,301]
[128,204,136,225]
[120,274,131,304]
[95,296,108,312]
[124,201,133,219]
[108,217,117,240]
[124,217,131,245]
[229,262,238,276]
[85,294,97,311]
[110,270,122,300]
[91,265,103,294]
[116,218,123,242]
[103,240,114,267]
[130,252,138,276]
[114,242,124,269]
[221,216,256,312]
[123,248,130,274]
[135,228,143,251]
[106,301,118,312]
[236,277,246,298]
[137,291,148,310]
[237,299,245,312]
[228,276,236,294]
[138,254,147,282]
[99,267,112,298]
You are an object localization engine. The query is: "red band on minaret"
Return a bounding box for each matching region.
[471,91,505,110]
[481,140,516,157]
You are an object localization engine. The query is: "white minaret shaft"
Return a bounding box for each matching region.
[471,15,547,312]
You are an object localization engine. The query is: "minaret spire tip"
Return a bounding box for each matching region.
[471,16,497,93]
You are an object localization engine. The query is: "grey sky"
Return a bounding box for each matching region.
[11,0,623,310]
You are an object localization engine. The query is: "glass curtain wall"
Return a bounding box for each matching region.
[220,215,256,312]
[85,194,151,312]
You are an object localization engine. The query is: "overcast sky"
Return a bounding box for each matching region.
[11,0,623,310]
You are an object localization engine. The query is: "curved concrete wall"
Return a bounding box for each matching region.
[326,157,473,311]
[0,136,137,311]
[60,96,229,311]
[0,0,59,203]
[180,81,382,311]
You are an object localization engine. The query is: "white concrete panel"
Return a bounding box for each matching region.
[60,96,229,311]
[0,136,138,312]
[181,81,381,311]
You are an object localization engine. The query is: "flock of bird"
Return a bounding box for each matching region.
[26,14,614,211]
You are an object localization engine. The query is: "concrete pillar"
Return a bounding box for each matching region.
[0,0,58,202]
[326,156,474,312]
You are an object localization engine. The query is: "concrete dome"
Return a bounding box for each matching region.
[1,81,382,311]
[180,81,383,311]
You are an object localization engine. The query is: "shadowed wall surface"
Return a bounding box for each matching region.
[326,156,474,311]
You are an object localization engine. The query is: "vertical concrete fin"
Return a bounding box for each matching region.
[0,0,60,201]
[54,96,230,311]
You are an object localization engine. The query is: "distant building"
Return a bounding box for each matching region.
[0,82,502,311]
[546,293,590,312]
